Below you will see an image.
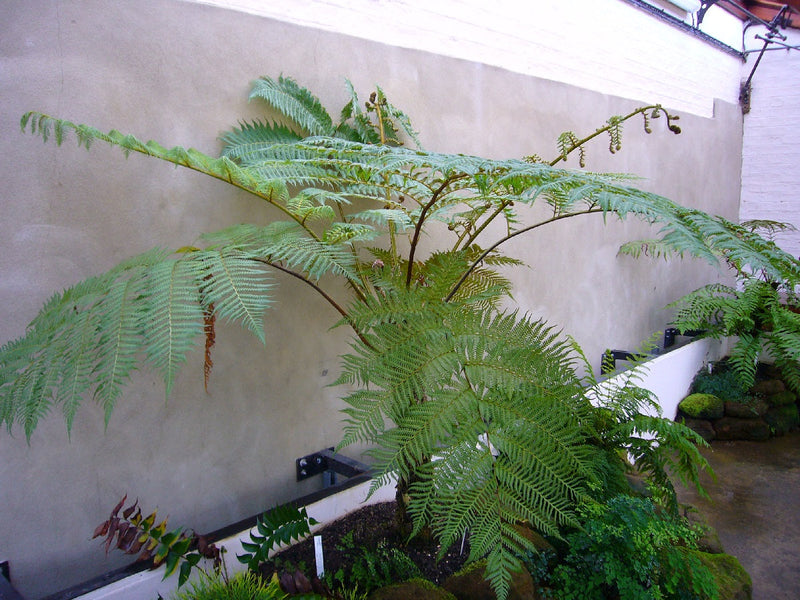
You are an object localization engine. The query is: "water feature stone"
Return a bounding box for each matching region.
[681,417,716,442]
[443,559,539,600]
[675,432,800,600]
[751,379,785,396]
[688,551,752,600]
[371,579,456,600]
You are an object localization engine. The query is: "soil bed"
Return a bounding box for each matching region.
[259,501,471,586]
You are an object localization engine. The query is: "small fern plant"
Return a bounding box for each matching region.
[92,495,223,587]
[238,504,319,572]
[3,75,799,599]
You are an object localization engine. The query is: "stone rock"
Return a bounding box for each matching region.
[763,404,800,436]
[512,523,558,572]
[765,390,797,408]
[682,505,724,554]
[443,560,540,600]
[714,417,771,441]
[370,579,456,600]
[679,417,716,442]
[724,398,768,418]
[687,550,752,600]
[751,378,785,396]
[679,393,725,419]
[625,471,655,496]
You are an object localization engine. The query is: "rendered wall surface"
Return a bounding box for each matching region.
[1,1,742,597]
[741,26,800,260]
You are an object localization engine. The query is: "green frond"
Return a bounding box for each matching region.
[219,119,302,162]
[338,294,600,599]
[349,208,414,231]
[248,75,335,137]
[741,219,797,235]
[20,112,280,202]
[618,238,683,261]
[0,239,280,438]
[140,258,207,397]
[372,85,422,148]
[322,222,380,245]
[201,222,362,283]
[194,248,275,342]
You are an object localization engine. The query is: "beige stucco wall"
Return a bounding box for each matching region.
[1,1,741,597]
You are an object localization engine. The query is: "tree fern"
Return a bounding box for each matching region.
[336,287,600,598]
[7,75,796,599]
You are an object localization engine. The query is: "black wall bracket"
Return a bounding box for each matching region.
[296,448,370,482]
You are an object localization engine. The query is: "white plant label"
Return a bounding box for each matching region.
[314,534,324,577]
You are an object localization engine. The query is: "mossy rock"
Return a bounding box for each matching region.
[679,417,716,442]
[682,505,724,554]
[724,398,768,418]
[714,417,771,441]
[512,523,556,555]
[764,404,800,436]
[687,550,752,600]
[679,393,725,419]
[443,559,540,600]
[369,578,456,600]
[751,378,785,396]
[765,390,797,408]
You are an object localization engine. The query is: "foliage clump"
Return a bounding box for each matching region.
[668,221,800,395]
[690,362,751,404]
[541,495,718,600]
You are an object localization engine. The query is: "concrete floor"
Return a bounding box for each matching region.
[675,430,800,600]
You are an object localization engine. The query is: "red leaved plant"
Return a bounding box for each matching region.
[93,495,223,587]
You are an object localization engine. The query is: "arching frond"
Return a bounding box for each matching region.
[219,119,302,162]
[248,75,335,137]
[0,241,276,438]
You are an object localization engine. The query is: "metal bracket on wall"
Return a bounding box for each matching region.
[0,561,26,600]
[296,448,370,482]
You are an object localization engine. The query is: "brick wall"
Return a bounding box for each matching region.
[741,27,800,260]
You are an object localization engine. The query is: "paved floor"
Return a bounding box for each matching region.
[675,430,800,600]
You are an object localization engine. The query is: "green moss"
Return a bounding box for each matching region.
[452,558,486,578]
[764,404,799,435]
[369,579,456,600]
[687,550,752,600]
[679,393,725,419]
[766,390,797,407]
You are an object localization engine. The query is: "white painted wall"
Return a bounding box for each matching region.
[741,26,800,261]
[188,0,743,117]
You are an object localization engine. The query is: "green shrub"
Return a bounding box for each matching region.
[169,570,287,600]
[326,531,421,594]
[543,495,718,600]
[691,363,750,403]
